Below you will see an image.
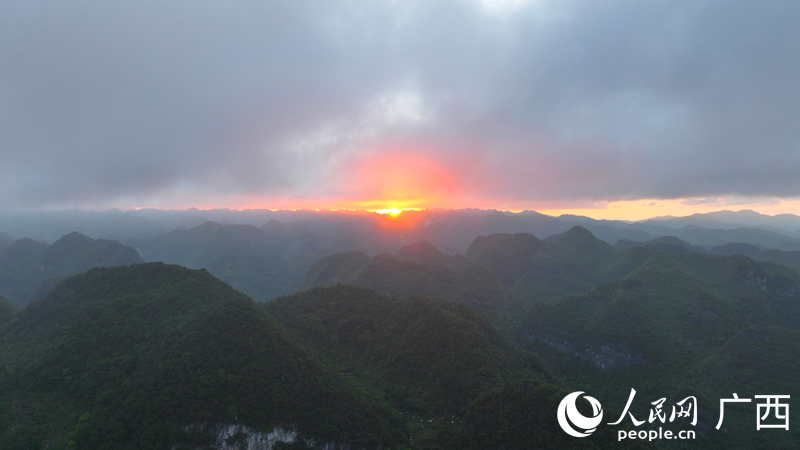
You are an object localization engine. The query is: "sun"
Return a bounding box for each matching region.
[375,208,404,216]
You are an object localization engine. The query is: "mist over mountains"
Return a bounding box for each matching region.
[2,208,800,252]
[2,208,800,309]
[1,208,799,448]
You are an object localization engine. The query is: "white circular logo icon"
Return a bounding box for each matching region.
[557,391,604,437]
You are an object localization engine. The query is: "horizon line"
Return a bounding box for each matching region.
[1,205,796,223]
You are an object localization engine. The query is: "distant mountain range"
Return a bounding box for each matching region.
[2,207,799,251]
[4,208,800,308]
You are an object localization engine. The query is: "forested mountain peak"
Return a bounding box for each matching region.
[555,225,616,254]
[464,232,545,261]
[395,240,445,262]
[267,284,548,417]
[41,231,143,270]
[0,263,405,448]
[0,232,142,307]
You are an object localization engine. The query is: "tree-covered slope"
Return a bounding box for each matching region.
[267,285,547,417]
[0,263,405,449]
[519,252,800,448]
[464,227,658,307]
[266,284,554,448]
[303,245,520,328]
[690,325,800,449]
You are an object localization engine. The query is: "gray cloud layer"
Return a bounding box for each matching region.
[2,0,799,209]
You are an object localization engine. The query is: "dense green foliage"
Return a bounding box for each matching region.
[267,285,555,447]
[267,285,547,416]
[304,247,520,329]
[452,379,651,450]
[464,233,546,284]
[520,251,800,448]
[0,263,405,449]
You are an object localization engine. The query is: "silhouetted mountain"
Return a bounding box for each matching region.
[613,238,644,251]
[676,226,800,251]
[469,228,631,305]
[647,210,800,232]
[40,231,142,273]
[538,226,617,264]
[0,232,141,307]
[130,221,315,301]
[643,235,708,254]
[0,238,50,306]
[6,208,800,258]
[709,243,800,273]
[710,242,764,258]
[395,240,465,268]
[0,232,11,252]
[465,233,546,285]
[0,263,405,448]
[260,218,292,240]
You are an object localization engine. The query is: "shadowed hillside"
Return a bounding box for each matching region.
[0,232,142,307]
[520,252,800,448]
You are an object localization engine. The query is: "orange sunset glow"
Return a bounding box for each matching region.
[155,150,800,221]
[342,152,465,212]
[190,177,800,222]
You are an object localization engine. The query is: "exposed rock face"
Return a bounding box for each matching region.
[178,423,355,450]
[527,331,649,369]
[177,424,297,450]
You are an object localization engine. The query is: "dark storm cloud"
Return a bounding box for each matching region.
[1,0,799,209]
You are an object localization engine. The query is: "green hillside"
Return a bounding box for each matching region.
[519,252,800,448]
[510,229,653,305]
[266,284,551,447]
[464,232,546,285]
[304,246,520,328]
[0,263,405,449]
[691,325,800,449]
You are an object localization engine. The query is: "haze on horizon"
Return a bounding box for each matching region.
[2,0,800,221]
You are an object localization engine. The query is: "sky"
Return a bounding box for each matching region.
[2,0,800,220]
